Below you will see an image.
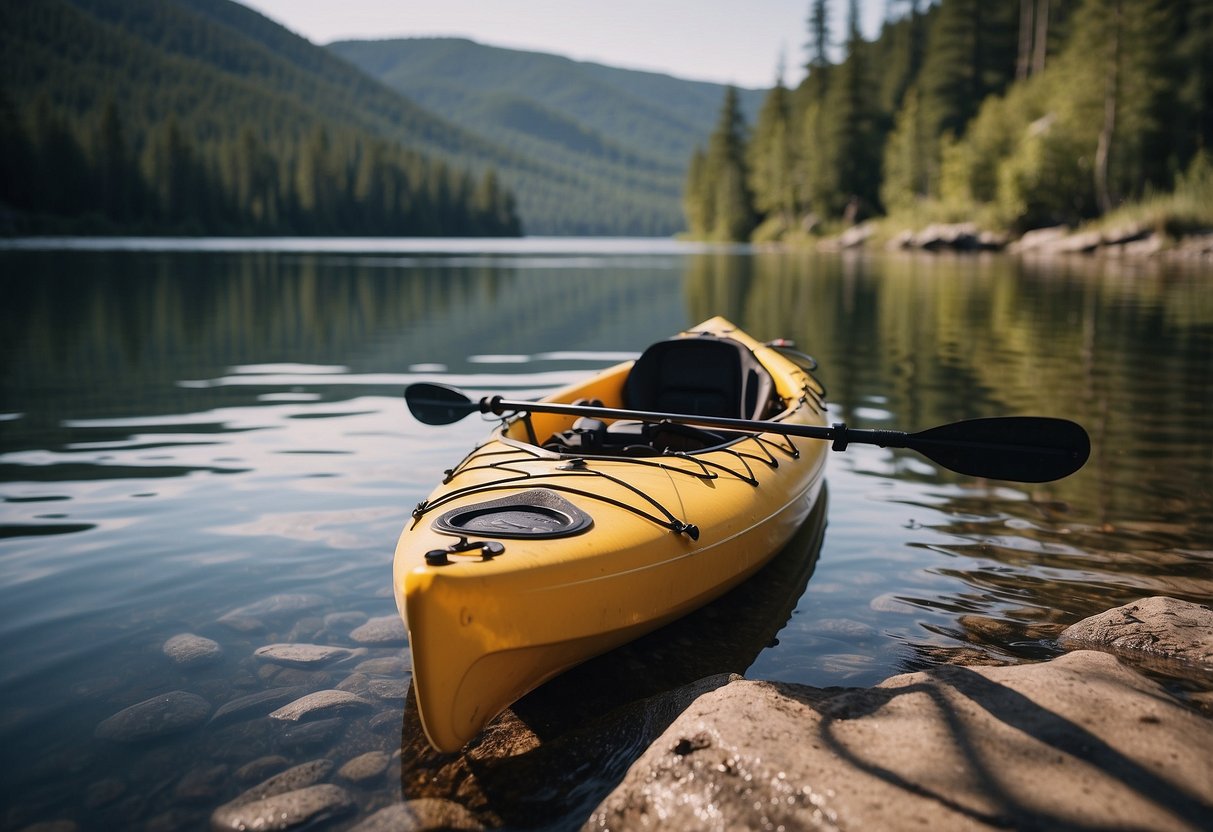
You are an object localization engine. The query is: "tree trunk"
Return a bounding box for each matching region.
[1094,0,1121,215]
[1017,0,1035,81]
[1031,0,1050,75]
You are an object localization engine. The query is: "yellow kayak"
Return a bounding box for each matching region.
[394,316,829,752]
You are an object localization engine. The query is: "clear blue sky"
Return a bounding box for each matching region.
[237,0,889,89]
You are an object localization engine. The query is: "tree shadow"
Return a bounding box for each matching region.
[799,661,1211,830]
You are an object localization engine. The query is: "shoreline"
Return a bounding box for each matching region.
[808,220,1213,261]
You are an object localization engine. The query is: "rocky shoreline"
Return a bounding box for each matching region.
[587,596,1213,832]
[821,220,1213,260]
[22,597,1211,831]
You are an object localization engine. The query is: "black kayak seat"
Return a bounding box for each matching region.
[623,335,774,421]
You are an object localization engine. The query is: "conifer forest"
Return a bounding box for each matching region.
[685,0,1213,242]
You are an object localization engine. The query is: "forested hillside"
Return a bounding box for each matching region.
[687,0,1213,242]
[0,0,523,236]
[328,38,765,235]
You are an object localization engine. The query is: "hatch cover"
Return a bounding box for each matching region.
[432,489,593,539]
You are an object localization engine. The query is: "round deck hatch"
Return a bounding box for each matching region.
[432,489,593,539]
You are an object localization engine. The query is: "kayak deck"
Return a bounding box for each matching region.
[394,317,829,752]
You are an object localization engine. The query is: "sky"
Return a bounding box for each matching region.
[236,0,889,89]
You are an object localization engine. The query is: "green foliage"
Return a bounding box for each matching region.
[687,0,1211,240]
[684,88,758,241]
[747,83,797,221]
[0,0,520,236]
[880,87,931,213]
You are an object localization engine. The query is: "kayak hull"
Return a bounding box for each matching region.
[394,317,829,752]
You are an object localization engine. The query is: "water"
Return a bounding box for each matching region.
[1,240,1210,830]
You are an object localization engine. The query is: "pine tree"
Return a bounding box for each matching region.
[822,0,883,218]
[704,87,756,241]
[747,81,797,228]
[917,0,1019,141]
[682,146,712,236]
[805,0,831,76]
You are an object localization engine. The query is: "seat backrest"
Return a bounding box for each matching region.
[624,336,774,421]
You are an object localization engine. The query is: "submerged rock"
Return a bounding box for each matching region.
[162,633,223,667]
[366,677,408,700]
[253,643,360,667]
[1058,596,1213,676]
[279,717,344,750]
[210,784,353,832]
[269,689,373,722]
[232,759,334,802]
[209,686,309,727]
[347,800,483,832]
[348,615,407,646]
[234,755,290,783]
[94,690,210,742]
[337,750,391,783]
[587,651,1213,831]
[354,656,408,676]
[173,764,227,802]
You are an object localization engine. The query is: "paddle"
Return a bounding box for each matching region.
[405,382,1090,484]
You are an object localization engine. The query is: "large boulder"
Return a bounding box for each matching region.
[586,651,1213,831]
[1058,596,1213,676]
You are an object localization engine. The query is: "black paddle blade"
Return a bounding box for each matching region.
[405,383,479,425]
[906,417,1090,483]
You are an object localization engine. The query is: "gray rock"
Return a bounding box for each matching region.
[1059,596,1213,675]
[336,672,371,696]
[162,633,223,667]
[1054,229,1104,253]
[1101,221,1151,246]
[913,222,980,250]
[1009,225,1069,253]
[279,717,344,749]
[173,764,227,802]
[1120,233,1162,256]
[234,755,290,783]
[94,691,210,742]
[234,759,333,803]
[586,651,1213,832]
[254,643,360,667]
[256,664,332,687]
[353,656,408,676]
[367,677,408,700]
[337,750,391,783]
[348,615,407,646]
[835,221,876,249]
[347,800,483,832]
[269,689,373,722]
[210,784,353,831]
[369,709,404,734]
[209,686,309,727]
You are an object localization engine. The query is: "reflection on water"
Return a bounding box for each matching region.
[0,243,1210,830]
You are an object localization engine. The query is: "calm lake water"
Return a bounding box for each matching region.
[2,239,1211,830]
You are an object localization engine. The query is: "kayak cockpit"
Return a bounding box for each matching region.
[541,416,746,456]
[502,333,796,457]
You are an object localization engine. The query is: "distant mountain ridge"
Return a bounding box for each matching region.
[2,0,766,236]
[328,38,766,235]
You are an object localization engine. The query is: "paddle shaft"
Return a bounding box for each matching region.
[403,383,1089,482]
[480,395,1064,457]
